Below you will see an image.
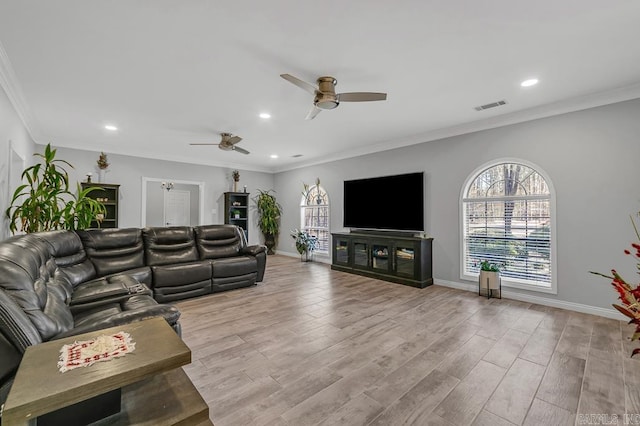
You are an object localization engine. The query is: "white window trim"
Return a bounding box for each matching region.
[459,158,557,294]
[300,185,330,255]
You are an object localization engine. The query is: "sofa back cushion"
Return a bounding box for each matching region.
[36,230,97,287]
[76,228,145,276]
[0,235,74,341]
[194,224,244,259]
[143,226,198,266]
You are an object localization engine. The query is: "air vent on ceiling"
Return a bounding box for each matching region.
[292,154,303,158]
[474,100,507,111]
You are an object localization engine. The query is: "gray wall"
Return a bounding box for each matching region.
[274,98,640,313]
[0,85,35,239]
[49,146,275,245]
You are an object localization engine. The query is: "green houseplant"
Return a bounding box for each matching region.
[252,189,282,254]
[291,229,319,261]
[6,143,107,233]
[479,260,501,298]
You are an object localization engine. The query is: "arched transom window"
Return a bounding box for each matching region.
[301,185,329,254]
[461,160,556,293]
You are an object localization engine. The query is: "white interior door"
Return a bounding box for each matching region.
[163,190,190,226]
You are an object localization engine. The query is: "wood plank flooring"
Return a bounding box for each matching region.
[175,255,638,425]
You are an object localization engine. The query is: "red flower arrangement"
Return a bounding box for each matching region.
[591,212,640,358]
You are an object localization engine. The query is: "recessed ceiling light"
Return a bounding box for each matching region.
[259,113,271,119]
[104,124,118,131]
[520,78,539,87]
[270,154,278,159]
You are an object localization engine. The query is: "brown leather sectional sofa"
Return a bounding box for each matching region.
[0,224,266,410]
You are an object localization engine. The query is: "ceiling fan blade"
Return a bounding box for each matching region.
[305,105,322,120]
[281,74,317,95]
[189,143,220,146]
[228,136,242,145]
[232,146,250,155]
[337,92,387,102]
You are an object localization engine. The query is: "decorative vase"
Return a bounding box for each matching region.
[233,181,238,192]
[264,233,276,255]
[301,250,312,262]
[98,169,106,183]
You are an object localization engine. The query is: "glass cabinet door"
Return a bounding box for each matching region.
[395,243,416,277]
[333,238,350,266]
[371,243,391,272]
[353,240,370,269]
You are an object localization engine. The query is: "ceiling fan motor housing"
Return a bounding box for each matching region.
[315,76,339,109]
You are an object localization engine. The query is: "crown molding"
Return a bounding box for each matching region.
[275,83,640,173]
[0,41,40,142]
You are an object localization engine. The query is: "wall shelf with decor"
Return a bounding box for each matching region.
[331,232,433,288]
[224,192,249,241]
[81,183,120,228]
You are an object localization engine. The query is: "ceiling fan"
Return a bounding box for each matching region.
[189,132,249,155]
[280,73,387,120]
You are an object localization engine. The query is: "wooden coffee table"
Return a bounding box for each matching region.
[3,317,209,425]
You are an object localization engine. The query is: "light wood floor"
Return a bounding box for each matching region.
[176,255,639,426]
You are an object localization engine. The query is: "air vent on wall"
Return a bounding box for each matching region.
[474,100,507,111]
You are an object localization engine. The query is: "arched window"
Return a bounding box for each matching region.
[461,160,556,293]
[301,185,330,254]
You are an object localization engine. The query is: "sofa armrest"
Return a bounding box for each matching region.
[241,245,267,256]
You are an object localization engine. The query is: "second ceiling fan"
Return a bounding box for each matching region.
[189,132,249,155]
[280,73,387,120]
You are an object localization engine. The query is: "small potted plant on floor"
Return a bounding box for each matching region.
[291,229,319,262]
[479,260,501,299]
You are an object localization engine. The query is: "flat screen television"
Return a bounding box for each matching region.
[343,172,424,232]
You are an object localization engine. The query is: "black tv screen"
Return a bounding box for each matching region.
[343,172,424,232]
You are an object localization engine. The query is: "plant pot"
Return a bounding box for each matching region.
[479,270,501,298]
[301,250,312,262]
[264,233,276,255]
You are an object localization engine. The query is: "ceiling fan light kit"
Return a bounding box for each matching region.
[280,73,387,119]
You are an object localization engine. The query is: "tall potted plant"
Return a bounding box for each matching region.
[252,189,282,254]
[6,143,106,233]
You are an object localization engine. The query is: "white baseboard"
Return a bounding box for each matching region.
[434,278,621,320]
[275,250,332,264]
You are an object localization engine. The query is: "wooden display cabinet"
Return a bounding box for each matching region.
[80,183,120,228]
[224,192,249,241]
[331,231,433,288]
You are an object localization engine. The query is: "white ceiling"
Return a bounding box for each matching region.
[1,1,640,173]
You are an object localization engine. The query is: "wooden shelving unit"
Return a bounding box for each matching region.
[81,183,120,228]
[224,192,249,240]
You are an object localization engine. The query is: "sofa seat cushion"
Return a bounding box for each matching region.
[151,261,212,287]
[73,304,122,328]
[61,295,181,338]
[105,266,152,287]
[211,256,257,278]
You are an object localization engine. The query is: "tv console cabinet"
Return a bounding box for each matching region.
[331,232,433,288]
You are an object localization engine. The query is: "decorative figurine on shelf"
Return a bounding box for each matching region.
[232,170,240,192]
[86,173,93,183]
[97,152,110,183]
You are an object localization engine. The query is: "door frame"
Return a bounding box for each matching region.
[141,177,205,227]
